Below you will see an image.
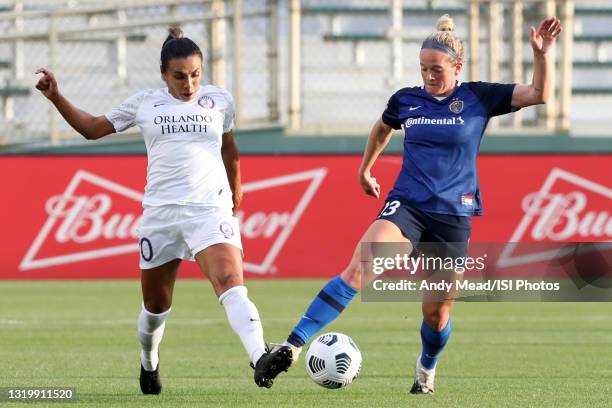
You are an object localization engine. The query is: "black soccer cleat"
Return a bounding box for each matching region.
[251,345,293,388]
[140,363,162,395]
[409,380,434,395]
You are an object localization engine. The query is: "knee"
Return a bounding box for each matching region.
[211,272,242,296]
[340,261,361,289]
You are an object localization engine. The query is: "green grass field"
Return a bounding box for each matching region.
[1,280,611,407]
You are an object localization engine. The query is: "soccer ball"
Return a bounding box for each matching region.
[305,332,362,389]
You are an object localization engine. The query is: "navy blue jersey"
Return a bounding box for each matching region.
[381,81,517,216]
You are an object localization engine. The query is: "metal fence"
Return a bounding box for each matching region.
[1,0,611,145]
[295,0,612,136]
[298,0,573,134]
[0,0,277,144]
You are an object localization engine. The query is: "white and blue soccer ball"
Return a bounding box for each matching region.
[305,332,362,389]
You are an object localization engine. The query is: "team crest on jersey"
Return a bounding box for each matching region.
[449,98,464,114]
[219,221,234,238]
[198,95,215,109]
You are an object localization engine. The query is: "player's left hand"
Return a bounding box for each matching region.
[530,16,562,55]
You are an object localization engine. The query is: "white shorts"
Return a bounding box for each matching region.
[137,205,242,269]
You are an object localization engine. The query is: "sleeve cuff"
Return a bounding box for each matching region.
[381,113,402,130]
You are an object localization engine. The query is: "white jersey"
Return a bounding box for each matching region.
[105,85,235,209]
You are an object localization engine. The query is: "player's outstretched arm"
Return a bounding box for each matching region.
[358,117,395,198]
[511,17,562,108]
[35,68,115,140]
[221,130,243,214]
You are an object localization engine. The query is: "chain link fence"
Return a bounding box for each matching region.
[1,0,612,144]
[298,0,612,135]
[0,0,276,144]
[300,0,464,133]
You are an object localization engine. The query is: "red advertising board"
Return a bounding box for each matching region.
[1,155,610,279]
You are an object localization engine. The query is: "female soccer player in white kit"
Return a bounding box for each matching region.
[35,28,291,394]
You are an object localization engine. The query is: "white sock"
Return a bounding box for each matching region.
[138,303,171,371]
[219,286,266,365]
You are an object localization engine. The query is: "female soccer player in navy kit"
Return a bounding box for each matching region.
[35,28,291,394]
[261,15,563,393]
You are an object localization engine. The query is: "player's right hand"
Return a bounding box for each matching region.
[34,67,59,100]
[359,172,380,198]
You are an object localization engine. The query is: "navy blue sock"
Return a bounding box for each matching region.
[287,276,358,347]
[419,319,452,369]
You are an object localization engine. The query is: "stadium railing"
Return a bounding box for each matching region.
[302,5,466,16]
[311,3,612,101]
[0,0,279,145]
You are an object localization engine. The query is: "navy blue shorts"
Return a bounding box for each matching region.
[376,196,471,258]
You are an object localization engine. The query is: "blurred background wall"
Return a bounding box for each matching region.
[1,0,611,149]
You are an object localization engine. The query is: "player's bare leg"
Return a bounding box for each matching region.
[138,258,181,395]
[342,219,412,289]
[194,243,288,388]
[273,220,412,369]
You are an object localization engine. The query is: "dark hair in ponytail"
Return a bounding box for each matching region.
[160,27,203,71]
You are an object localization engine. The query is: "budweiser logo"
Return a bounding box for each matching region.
[238,168,327,274]
[20,171,143,271]
[498,167,612,267]
[522,191,612,241]
[45,194,141,243]
[20,168,327,274]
